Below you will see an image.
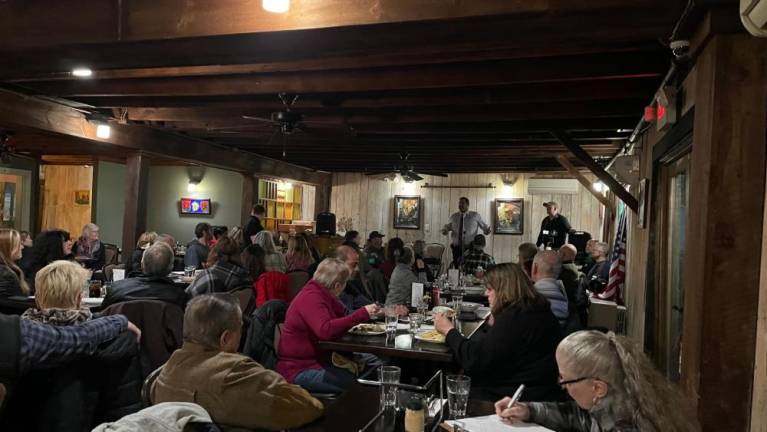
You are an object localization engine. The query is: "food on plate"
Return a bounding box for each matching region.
[431,306,455,317]
[416,330,446,343]
[350,323,386,334]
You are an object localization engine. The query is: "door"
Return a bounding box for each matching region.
[653,151,690,381]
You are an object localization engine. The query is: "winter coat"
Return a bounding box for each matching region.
[242,299,288,370]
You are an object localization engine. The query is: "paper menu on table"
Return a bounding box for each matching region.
[443,415,554,432]
[448,269,460,286]
[411,282,424,307]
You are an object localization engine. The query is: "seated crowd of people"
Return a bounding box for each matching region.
[0,204,697,431]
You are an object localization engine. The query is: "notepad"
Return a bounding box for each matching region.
[443,415,554,432]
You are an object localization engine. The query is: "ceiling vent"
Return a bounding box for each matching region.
[527,178,579,195]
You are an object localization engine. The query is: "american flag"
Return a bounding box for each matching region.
[602,205,626,305]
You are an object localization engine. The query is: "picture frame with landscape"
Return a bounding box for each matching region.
[494,198,524,235]
[393,195,422,230]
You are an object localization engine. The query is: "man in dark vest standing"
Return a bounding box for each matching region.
[536,201,573,249]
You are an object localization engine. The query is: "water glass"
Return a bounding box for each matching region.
[451,293,464,317]
[81,281,90,299]
[447,375,471,419]
[101,281,112,298]
[384,305,399,335]
[184,265,196,277]
[408,313,423,335]
[379,366,401,410]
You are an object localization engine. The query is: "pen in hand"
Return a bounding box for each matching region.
[506,384,525,410]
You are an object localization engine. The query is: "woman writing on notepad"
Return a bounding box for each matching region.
[433,263,564,402]
[494,330,700,431]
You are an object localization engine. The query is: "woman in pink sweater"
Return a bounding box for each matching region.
[276,258,381,393]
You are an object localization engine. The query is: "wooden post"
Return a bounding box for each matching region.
[121,152,149,264]
[315,184,331,216]
[681,32,767,431]
[556,154,614,214]
[753,159,767,432]
[551,130,638,212]
[241,174,257,227]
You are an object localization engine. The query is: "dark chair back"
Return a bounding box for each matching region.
[101,300,184,377]
[103,243,120,267]
[229,286,255,317]
[242,300,288,370]
[140,365,164,408]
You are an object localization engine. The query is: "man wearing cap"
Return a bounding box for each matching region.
[460,234,496,275]
[364,231,385,268]
[442,197,491,267]
[536,201,573,249]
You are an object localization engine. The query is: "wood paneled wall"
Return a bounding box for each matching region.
[40,165,93,236]
[330,172,603,265]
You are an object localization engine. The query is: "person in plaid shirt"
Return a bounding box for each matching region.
[186,237,251,297]
[460,234,496,274]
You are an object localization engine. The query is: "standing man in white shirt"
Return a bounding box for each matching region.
[442,197,491,268]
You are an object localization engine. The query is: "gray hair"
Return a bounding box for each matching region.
[594,241,609,257]
[533,250,562,278]
[141,242,174,276]
[183,294,242,348]
[557,331,700,431]
[313,258,351,290]
[397,246,415,265]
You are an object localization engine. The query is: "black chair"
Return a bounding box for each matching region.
[569,231,592,264]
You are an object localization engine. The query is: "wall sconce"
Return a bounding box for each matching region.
[263,0,289,13]
[593,181,609,193]
[86,114,111,139]
[187,166,205,192]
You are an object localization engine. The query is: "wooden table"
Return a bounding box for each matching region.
[295,383,495,431]
[318,316,487,363]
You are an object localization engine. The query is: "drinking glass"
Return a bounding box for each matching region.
[408,312,422,335]
[451,293,464,317]
[81,281,90,299]
[446,375,471,419]
[101,281,112,298]
[184,265,196,277]
[384,305,399,335]
[379,366,401,410]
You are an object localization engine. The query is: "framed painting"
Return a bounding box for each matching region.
[494,198,524,235]
[393,195,422,230]
[74,190,91,206]
[180,197,212,215]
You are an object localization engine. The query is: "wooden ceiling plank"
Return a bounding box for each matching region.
[0,88,330,185]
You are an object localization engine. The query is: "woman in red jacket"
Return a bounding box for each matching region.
[276,258,381,393]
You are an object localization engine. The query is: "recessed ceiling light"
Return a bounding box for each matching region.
[96,124,111,139]
[263,0,289,13]
[72,68,93,77]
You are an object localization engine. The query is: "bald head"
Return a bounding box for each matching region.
[335,245,360,275]
[559,244,577,262]
[532,250,562,281]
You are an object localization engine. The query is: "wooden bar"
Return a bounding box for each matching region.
[555,154,613,213]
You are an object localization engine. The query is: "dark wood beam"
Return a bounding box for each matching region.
[556,154,614,212]
[550,130,638,212]
[22,53,666,97]
[0,88,330,185]
[0,0,671,50]
[121,152,149,264]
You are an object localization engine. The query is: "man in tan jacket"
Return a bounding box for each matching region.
[151,293,323,430]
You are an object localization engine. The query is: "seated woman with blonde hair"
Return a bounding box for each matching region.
[21,260,93,324]
[495,330,700,432]
[0,228,30,298]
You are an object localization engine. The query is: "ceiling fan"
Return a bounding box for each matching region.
[0,131,31,164]
[206,93,354,157]
[365,153,448,182]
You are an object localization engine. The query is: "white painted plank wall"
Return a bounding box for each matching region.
[330,172,603,265]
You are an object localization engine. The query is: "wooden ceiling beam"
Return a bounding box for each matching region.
[0,0,671,50]
[0,88,330,185]
[22,53,667,98]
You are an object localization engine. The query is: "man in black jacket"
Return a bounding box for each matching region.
[184,223,211,270]
[536,201,573,249]
[242,204,265,249]
[103,243,189,309]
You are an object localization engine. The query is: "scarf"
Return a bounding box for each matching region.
[22,307,92,326]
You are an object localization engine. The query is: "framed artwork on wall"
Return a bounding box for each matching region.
[74,190,91,206]
[637,178,648,228]
[494,198,524,235]
[393,195,422,230]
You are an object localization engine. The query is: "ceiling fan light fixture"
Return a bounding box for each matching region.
[263,0,289,13]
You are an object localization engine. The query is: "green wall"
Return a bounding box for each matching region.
[146,166,243,244]
[94,161,127,248]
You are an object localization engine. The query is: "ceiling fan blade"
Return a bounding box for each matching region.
[406,171,423,181]
[205,123,274,131]
[242,115,278,124]
[365,171,395,176]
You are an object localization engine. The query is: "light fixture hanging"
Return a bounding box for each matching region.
[263,0,289,13]
[96,124,111,139]
[72,67,93,77]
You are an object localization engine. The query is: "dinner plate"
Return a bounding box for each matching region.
[349,323,387,336]
[446,301,483,312]
[414,330,446,344]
